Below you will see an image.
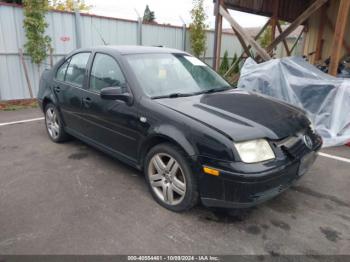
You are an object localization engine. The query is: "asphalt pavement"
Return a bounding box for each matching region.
[0,108,349,255]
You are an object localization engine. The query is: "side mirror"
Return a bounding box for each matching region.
[100,86,133,105]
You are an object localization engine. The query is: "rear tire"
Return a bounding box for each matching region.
[44,103,69,143]
[144,143,198,212]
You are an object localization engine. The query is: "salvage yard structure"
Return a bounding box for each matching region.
[213,0,350,77]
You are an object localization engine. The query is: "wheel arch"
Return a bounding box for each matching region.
[139,132,196,170]
[41,92,58,112]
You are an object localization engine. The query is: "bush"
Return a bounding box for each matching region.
[219,50,229,76]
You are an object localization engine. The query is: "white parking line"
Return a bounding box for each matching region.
[1,116,350,164]
[0,117,44,127]
[319,152,350,164]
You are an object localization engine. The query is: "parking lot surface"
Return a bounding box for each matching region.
[0,108,349,255]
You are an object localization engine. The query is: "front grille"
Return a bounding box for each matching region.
[275,128,320,159]
[283,138,310,158]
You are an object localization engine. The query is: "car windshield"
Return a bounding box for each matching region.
[124,53,232,98]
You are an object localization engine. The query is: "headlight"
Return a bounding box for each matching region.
[233,139,275,163]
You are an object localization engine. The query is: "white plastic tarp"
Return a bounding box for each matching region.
[238,57,350,147]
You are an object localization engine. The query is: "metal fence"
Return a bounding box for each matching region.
[0,3,302,101]
[0,3,246,100]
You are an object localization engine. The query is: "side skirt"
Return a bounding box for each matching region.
[65,127,142,171]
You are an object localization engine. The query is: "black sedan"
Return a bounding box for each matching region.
[38,46,322,212]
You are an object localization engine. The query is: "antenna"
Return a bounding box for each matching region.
[91,23,108,45]
[134,8,141,19]
[179,16,186,25]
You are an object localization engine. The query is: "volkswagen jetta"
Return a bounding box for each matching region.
[38,46,322,211]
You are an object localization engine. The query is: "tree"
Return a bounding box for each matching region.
[219,50,229,75]
[23,0,51,65]
[143,5,156,23]
[259,20,289,48]
[49,0,91,12]
[230,53,240,74]
[259,25,272,48]
[189,0,208,58]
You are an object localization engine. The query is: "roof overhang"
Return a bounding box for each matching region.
[217,0,312,23]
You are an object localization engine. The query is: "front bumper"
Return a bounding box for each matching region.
[198,134,322,209]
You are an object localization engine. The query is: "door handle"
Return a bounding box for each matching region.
[82,97,92,107]
[54,86,61,93]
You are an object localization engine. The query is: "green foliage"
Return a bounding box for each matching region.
[143,5,156,23]
[279,20,289,26]
[23,0,51,65]
[231,53,239,73]
[259,21,289,48]
[259,25,272,48]
[219,50,229,75]
[189,0,208,58]
[49,0,91,12]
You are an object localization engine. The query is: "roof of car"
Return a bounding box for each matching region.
[80,45,187,55]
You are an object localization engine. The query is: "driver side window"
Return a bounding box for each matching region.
[90,53,126,93]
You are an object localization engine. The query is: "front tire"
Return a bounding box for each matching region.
[44,103,69,143]
[144,143,198,212]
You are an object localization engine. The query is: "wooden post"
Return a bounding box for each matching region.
[326,14,350,56]
[49,47,54,68]
[271,18,277,44]
[18,48,34,99]
[266,0,328,53]
[315,5,327,62]
[270,0,279,43]
[219,6,271,61]
[213,0,223,71]
[329,0,350,76]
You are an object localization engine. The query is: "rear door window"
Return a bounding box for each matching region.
[65,53,90,87]
[55,58,70,81]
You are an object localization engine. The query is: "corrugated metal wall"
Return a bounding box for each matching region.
[3,3,292,100]
[0,5,75,100]
[0,3,245,100]
[303,0,350,64]
[142,24,184,49]
[80,15,138,46]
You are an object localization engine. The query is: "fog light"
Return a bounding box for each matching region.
[203,166,220,176]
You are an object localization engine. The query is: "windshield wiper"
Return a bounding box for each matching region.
[197,86,231,95]
[152,93,195,99]
[151,87,231,99]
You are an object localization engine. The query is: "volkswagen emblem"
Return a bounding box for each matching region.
[303,135,313,149]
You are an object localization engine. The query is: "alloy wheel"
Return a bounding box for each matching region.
[46,107,60,140]
[148,153,186,205]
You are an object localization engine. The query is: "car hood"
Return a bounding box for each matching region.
[155,89,309,141]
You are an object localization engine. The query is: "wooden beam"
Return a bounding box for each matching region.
[271,19,276,44]
[219,6,271,61]
[224,18,271,77]
[325,14,350,55]
[289,27,305,54]
[18,48,34,99]
[270,0,279,43]
[276,21,291,56]
[231,26,252,58]
[213,0,223,71]
[329,0,350,76]
[315,5,327,61]
[49,47,54,68]
[266,0,328,53]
